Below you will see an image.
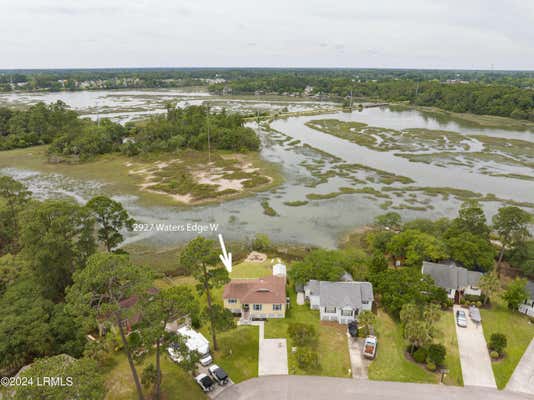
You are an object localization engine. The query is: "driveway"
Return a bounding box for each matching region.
[507,338,534,395]
[215,375,534,400]
[347,335,370,379]
[250,321,288,376]
[453,305,497,388]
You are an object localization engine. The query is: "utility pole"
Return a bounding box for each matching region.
[206,102,211,164]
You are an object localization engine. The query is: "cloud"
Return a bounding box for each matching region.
[1,0,533,69]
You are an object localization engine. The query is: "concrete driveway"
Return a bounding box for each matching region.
[347,335,370,379]
[453,305,496,388]
[215,375,534,400]
[252,321,288,376]
[507,338,534,395]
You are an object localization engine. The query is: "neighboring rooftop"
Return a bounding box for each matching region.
[422,261,483,290]
[223,275,286,304]
[318,281,374,308]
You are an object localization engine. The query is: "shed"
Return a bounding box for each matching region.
[273,263,287,277]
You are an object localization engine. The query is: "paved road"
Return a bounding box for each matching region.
[215,375,534,400]
[453,306,497,388]
[507,338,534,395]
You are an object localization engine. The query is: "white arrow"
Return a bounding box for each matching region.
[218,234,232,273]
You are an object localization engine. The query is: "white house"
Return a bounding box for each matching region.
[304,280,374,324]
[519,281,534,317]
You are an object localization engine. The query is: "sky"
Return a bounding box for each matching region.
[1,0,534,70]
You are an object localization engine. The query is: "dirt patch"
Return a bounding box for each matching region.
[125,150,275,205]
[245,251,268,263]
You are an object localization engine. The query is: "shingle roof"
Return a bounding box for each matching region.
[314,281,374,309]
[305,279,321,296]
[421,261,483,290]
[223,276,286,304]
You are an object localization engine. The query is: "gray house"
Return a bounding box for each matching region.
[304,280,374,324]
[421,261,483,303]
[519,281,534,317]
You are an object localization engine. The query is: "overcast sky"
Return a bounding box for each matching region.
[1,0,533,70]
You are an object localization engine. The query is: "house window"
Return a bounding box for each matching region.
[273,304,282,311]
[253,304,262,311]
[324,306,336,314]
[341,309,353,317]
[227,298,237,304]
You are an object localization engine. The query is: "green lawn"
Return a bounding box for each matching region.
[368,309,463,386]
[230,260,273,279]
[211,325,259,383]
[480,296,534,389]
[435,311,463,386]
[104,352,205,400]
[368,310,436,383]
[264,290,351,377]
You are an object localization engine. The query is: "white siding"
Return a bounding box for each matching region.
[309,295,320,310]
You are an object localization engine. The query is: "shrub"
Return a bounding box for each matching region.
[427,344,447,366]
[141,364,157,389]
[489,333,507,355]
[476,301,482,308]
[413,347,428,363]
[426,361,437,371]
[490,350,500,359]
[252,234,271,252]
[288,323,317,347]
[295,347,320,370]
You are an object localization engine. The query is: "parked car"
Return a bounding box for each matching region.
[362,335,377,359]
[456,310,468,327]
[208,364,229,385]
[200,354,213,366]
[468,306,482,323]
[167,343,212,366]
[348,321,359,337]
[195,373,215,392]
[167,343,183,363]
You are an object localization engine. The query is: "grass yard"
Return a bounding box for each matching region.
[435,311,463,386]
[480,296,534,389]
[230,260,273,279]
[264,290,351,377]
[210,325,259,383]
[368,309,463,386]
[104,352,205,400]
[368,310,436,383]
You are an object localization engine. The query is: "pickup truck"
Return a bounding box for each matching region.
[363,335,377,359]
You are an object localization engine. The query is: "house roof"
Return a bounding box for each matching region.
[304,279,321,296]
[421,261,483,291]
[223,276,286,304]
[314,281,374,309]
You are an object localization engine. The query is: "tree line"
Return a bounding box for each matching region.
[0,176,235,400]
[0,102,260,158]
[211,77,534,121]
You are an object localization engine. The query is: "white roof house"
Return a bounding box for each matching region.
[177,326,210,356]
[273,263,287,277]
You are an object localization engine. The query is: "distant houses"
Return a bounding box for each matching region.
[304,280,374,324]
[519,281,534,317]
[223,275,287,320]
[421,261,483,303]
